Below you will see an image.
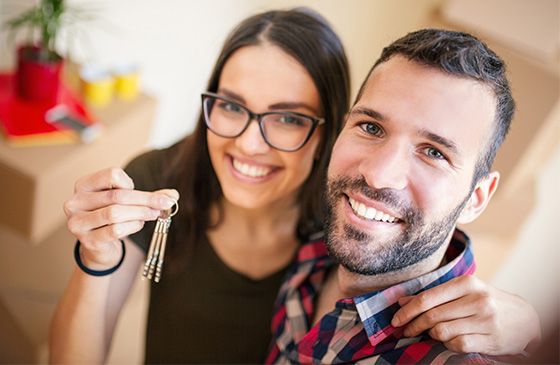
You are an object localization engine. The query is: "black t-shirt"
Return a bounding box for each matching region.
[125,144,289,364]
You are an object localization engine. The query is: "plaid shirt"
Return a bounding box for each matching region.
[267,229,519,364]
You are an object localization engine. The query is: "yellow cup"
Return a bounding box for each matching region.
[114,72,139,100]
[80,65,115,108]
[113,63,139,101]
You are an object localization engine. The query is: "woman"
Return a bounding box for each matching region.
[49,8,540,364]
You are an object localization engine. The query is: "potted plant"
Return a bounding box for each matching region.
[6,0,72,103]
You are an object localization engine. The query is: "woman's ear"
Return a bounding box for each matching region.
[457,171,500,224]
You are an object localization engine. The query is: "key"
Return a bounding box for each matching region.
[142,198,178,282]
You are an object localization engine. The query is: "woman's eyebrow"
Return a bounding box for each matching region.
[269,102,319,115]
[217,88,245,104]
[216,89,319,115]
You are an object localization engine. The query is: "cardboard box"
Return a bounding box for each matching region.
[0,93,157,244]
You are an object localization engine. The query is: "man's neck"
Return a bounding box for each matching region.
[312,242,450,326]
[337,242,450,297]
[323,241,450,303]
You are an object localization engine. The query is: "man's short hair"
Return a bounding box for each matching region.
[356,29,515,185]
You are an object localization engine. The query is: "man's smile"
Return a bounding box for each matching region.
[348,196,400,223]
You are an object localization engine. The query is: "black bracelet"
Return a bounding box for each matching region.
[74,240,126,277]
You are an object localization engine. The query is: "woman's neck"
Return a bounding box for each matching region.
[206,196,302,280]
[211,195,300,240]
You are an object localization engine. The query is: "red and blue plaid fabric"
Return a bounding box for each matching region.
[266,229,519,364]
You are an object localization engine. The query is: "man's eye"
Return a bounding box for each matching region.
[422,147,446,160]
[361,122,384,137]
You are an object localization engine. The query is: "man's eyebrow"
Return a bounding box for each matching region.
[349,107,385,121]
[420,129,459,154]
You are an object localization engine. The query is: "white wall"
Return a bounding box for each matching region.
[1,0,442,148]
[492,145,560,338]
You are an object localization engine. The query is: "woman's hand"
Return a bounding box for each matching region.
[391,275,541,355]
[63,167,178,270]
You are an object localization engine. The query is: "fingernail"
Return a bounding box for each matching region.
[162,197,174,209]
[392,315,401,327]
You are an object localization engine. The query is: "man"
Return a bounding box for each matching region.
[266,29,524,364]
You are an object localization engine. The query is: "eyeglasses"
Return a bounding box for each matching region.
[201,92,325,152]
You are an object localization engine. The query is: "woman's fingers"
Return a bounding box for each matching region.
[68,204,159,237]
[426,316,494,343]
[67,167,176,214]
[65,167,180,268]
[80,221,146,249]
[154,188,180,201]
[443,334,495,355]
[74,167,134,193]
[391,275,541,356]
[65,187,177,217]
[393,276,480,328]
[401,296,482,338]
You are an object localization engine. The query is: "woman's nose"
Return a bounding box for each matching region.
[235,119,271,154]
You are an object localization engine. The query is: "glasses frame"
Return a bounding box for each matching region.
[201,92,325,152]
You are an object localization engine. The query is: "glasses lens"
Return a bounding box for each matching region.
[261,113,314,151]
[203,96,249,137]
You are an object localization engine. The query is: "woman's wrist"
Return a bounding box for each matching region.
[74,240,126,277]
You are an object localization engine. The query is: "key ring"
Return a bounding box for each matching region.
[168,198,179,217]
[159,198,178,219]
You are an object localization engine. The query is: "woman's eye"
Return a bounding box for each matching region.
[361,122,384,137]
[218,101,243,114]
[279,115,305,126]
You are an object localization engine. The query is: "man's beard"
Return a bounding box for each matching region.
[323,176,471,276]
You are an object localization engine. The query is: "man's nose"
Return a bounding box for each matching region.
[359,142,408,191]
[235,119,270,154]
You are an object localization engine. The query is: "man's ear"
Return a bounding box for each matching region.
[457,171,500,224]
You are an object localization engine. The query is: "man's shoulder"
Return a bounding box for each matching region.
[355,340,525,364]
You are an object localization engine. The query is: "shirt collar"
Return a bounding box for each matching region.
[353,229,476,346]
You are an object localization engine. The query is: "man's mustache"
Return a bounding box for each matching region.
[325,175,421,226]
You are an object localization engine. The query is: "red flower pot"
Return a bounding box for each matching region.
[16,46,63,104]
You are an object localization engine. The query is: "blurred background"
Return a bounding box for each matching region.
[0,0,558,363]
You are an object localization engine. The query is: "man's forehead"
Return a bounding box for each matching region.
[350,56,496,159]
[356,56,496,122]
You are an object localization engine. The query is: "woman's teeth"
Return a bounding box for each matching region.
[233,159,272,177]
[348,197,397,223]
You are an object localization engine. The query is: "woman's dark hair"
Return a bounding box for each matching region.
[164,8,350,271]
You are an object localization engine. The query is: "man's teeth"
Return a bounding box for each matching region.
[233,159,272,177]
[348,197,397,223]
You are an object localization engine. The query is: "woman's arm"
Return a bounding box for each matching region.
[48,167,178,363]
[391,275,541,356]
[49,239,143,363]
